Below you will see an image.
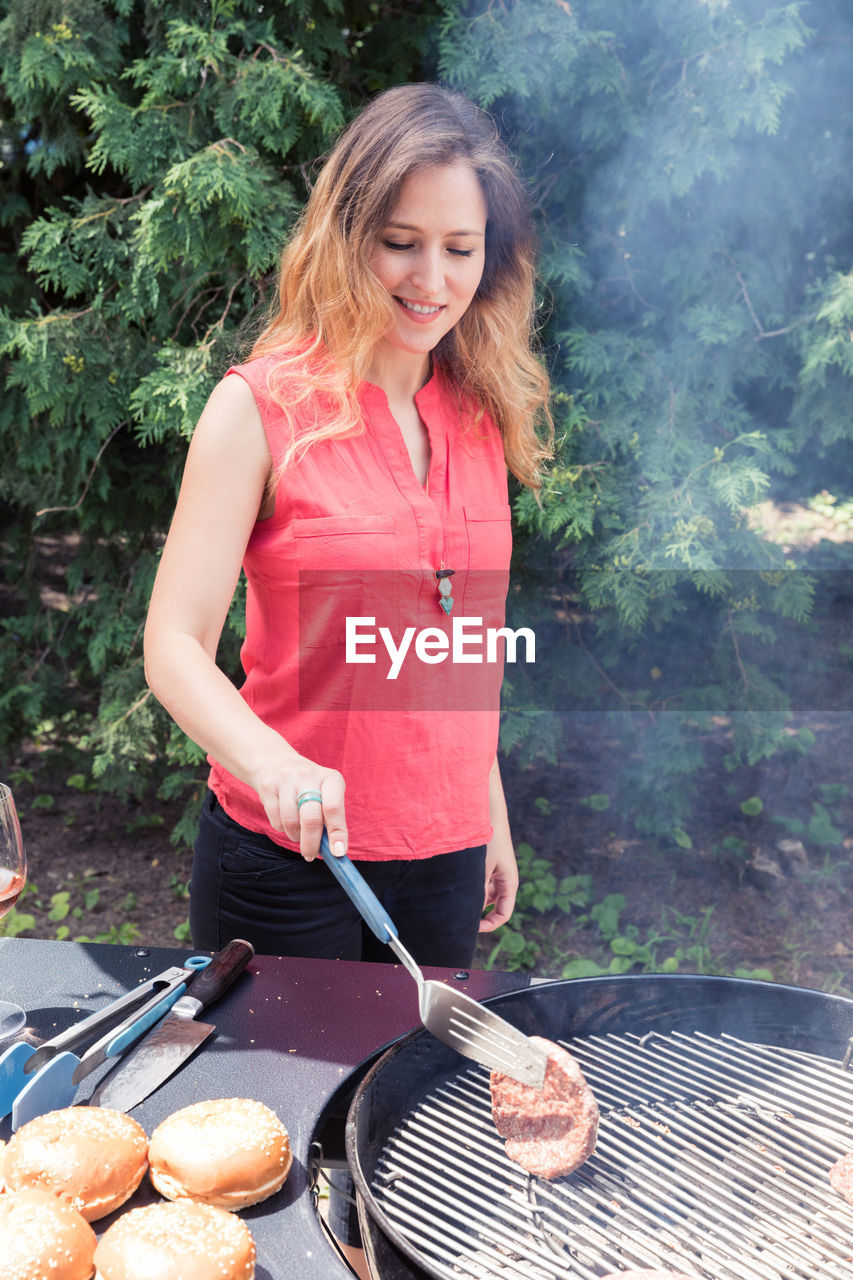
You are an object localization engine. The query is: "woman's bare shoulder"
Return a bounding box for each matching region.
[206,368,264,414]
[191,371,267,457]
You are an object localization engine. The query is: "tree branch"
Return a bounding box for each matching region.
[36,421,126,518]
[723,252,807,342]
[726,608,750,695]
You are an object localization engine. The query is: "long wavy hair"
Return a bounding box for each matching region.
[250,83,552,489]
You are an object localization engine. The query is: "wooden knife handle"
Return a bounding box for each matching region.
[185,939,254,1010]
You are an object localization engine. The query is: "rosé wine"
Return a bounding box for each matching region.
[0,784,27,1038]
[0,866,25,918]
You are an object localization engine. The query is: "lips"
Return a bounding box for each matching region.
[395,296,444,320]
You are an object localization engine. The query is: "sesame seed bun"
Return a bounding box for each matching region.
[93,1200,255,1280]
[0,1187,97,1280]
[148,1098,291,1211]
[2,1107,148,1222]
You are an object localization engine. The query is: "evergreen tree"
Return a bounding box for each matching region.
[0,0,443,818]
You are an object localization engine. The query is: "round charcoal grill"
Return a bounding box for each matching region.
[346,975,853,1280]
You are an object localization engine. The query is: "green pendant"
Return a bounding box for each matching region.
[435,567,455,616]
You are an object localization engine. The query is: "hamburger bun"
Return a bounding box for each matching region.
[0,1187,97,1280]
[94,1200,255,1280]
[2,1106,148,1221]
[148,1097,291,1211]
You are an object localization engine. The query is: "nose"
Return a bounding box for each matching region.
[409,247,443,296]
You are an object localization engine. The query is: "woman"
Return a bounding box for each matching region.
[144,82,551,969]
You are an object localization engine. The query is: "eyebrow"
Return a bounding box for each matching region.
[385,221,485,237]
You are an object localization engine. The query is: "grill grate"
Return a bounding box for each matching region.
[369,1031,853,1279]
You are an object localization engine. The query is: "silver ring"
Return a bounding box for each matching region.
[296,790,323,810]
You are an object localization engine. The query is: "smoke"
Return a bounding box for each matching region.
[436,0,853,856]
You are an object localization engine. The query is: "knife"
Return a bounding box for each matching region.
[87,938,254,1112]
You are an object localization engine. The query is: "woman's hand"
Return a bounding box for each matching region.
[251,752,348,862]
[479,757,518,932]
[480,827,518,932]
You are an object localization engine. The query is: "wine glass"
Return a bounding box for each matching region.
[0,783,27,1039]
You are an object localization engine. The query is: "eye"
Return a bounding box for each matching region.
[448,248,475,258]
[383,240,413,252]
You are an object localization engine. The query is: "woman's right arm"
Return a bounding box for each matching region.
[143,374,347,860]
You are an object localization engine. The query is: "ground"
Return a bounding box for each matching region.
[490,712,853,995]
[4,499,852,995]
[6,777,194,949]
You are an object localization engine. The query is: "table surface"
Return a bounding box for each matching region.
[0,937,529,1279]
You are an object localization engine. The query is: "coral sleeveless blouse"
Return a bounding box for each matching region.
[207,354,512,860]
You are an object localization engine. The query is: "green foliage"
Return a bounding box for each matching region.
[579,793,610,812]
[75,921,141,945]
[0,899,37,937]
[771,800,845,846]
[168,873,190,900]
[0,873,140,942]
[481,841,596,971]
[808,491,853,530]
[478,842,775,981]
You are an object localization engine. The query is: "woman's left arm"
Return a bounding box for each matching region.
[479,756,519,932]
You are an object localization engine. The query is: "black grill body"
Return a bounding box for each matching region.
[348,974,853,1280]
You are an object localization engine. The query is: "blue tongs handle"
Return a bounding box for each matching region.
[320,832,398,944]
[100,954,210,1059]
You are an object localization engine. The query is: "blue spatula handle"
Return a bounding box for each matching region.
[320,832,398,944]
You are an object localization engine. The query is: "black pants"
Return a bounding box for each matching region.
[190,790,487,966]
[190,791,488,1248]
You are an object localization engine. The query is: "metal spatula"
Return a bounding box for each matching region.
[321,834,547,1088]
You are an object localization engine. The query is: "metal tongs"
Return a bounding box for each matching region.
[322,834,547,1088]
[0,956,210,1125]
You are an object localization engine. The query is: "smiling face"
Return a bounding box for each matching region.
[366,162,487,387]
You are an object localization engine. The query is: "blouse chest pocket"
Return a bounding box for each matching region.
[292,514,396,568]
[460,503,513,619]
[292,513,398,650]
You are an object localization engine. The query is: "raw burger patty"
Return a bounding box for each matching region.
[489,1035,599,1179]
[830,1151,853,1202]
